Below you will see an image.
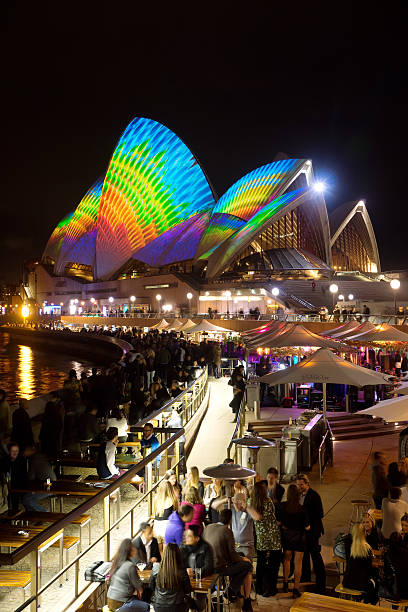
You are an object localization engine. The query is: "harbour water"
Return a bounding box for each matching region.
[0,331,98,404]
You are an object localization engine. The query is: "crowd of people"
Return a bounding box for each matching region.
[104,466,327,611]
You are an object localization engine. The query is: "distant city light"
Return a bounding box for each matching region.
[21,305,29,318]
[313,181,325,193]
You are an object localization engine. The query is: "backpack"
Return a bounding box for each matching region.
[84,560,112,582]
[333,532,351,560]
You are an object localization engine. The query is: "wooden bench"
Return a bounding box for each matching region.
[290,592,381,611]
[0,570,31,602]
[16,511,92,550]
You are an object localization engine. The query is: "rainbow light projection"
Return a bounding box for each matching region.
[95,117,216,279]
[195,159,304,261]
[54,178,103,274]
[43,117,315,279]
[205,187,306,277]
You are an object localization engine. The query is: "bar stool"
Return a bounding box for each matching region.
[335,583,364,601]
[349,499,370,530]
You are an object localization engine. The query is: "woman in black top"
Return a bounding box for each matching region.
[150,543,192,612]
[362,512,380,550]
[343,523,378,604]
[387,461,406,487]
[276,484,309,598]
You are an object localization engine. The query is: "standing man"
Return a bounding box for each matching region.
[296,473,326,594]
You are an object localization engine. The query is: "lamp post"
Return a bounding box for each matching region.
[390,279,400,317]
[186,292,193,316]
[130,295,136,316]
[271,287,279,318]
[21,304,29,325]
[329,283,338,314]
[225,290,231,316]
[156,294,162,314]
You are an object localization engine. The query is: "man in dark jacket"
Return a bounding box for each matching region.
[204,509,252,608]
[0,442,27,512]
[78,405,100,443]
[132,522,161,565]
[180,525,214,577]
[297,473,326,594]
[370,451,389,509]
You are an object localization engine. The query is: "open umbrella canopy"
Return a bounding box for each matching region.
[241,320,288,338]
[395,381,408,395]
[357,394,408,422]
[339,321,376,340]
[245,324,292,348]
[322,321,362,338]
[246,324,342,350]
[187,319,233,334]
[259,348,392,386]
[151,319,170,329]
[165,319,184,330]
[346,322,408,343]
[178,319,197,331]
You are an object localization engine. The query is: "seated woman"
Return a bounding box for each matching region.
[107,407,129,443]
[153,481,179,549]
[150,542,193,612]
[276,483,310,598]
[96,427,122,479]
[183,466,204,500]
[107,539,149,611]
[181,487,206,535]
[343,523,378,605]
[362,512,380,549]
[132,522,161,568]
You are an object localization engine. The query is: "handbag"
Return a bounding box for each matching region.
[84,560,112,582]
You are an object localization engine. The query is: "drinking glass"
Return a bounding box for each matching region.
[195,567,202,584]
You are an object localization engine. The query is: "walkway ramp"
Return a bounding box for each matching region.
[187,378,237,472]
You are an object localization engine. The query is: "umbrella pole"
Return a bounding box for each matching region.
[323,382,327,426]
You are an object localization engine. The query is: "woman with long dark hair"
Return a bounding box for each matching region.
[107,539,149,611]
[247,482,281,597]
[150,542,192,611]
[276,483,310,598]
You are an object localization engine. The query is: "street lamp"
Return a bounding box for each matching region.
[187,292,193,316]
[338,294,344,301]
[348,294,354,301]
[21,304,29,324]
[329,283,338,313]
[156,294,162,313]
[271,287,280,317]
[313,181,325,193]
[390,279,400,316]
[224,290,231,315]
[108,296,114,303]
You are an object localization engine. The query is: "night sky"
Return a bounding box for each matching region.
[3,2,407,282]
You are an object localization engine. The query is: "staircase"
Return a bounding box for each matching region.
[248,412,406,441]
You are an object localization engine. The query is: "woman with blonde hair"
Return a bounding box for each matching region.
[203,477,225,523]
[183,466,204,499]
[150,542,192,612]
[181,486,206,535]
[362,511,380,549]
[153,480,179,547]
[343,523,378,604]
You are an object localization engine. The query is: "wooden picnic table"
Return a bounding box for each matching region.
[138,569,220,611]
[14,511,92,550]
[291,592,380,611]
[12,480,104,497]
[51,452,141,469]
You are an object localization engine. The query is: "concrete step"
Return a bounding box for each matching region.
[332,424,405,440]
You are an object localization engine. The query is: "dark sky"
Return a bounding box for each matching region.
[3,1,407,282]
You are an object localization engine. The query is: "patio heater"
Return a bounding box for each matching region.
[231,431,276,471]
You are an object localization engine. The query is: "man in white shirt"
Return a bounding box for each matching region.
[97,427,121,478]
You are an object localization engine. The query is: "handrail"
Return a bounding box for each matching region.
[319,420,334,482]
[0,428,185,566]
[226,394,246,462]
[136,366,208,427]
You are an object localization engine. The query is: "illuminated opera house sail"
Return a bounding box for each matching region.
[41,117,380,283]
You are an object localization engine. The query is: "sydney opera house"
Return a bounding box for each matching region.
[28,117,390,316]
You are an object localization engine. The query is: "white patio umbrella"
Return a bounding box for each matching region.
[322,321,362,338]
[259,348,392,422]
[151,319,170,329]
[346,322,408,343]
[246,324,343,350]
[241,320,288,338]
[178,319,197,331]
[186,319,233,334]
[357,394,408,423]
[166,319,184,330]
[396,381,408,395]
[340,321,376,340]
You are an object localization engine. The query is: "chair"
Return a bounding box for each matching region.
[349,499,370,530]
[0,570,31,603]
[335,582,364,601]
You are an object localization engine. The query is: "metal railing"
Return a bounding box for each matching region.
[1,371,210,612]
[226,396,247,465]
[3,432,184,612]
[319,421,334,483]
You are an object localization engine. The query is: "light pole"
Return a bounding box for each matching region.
[225,290,231,316]
[329,283,338,315]
[156,294,162,314]
[390,279,400,317]
[272,287,279,318]
[187,292,193,316]
[21,304,29,325]
[130,295,136,316]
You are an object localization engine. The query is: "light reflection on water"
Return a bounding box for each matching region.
[0,332,97,404]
